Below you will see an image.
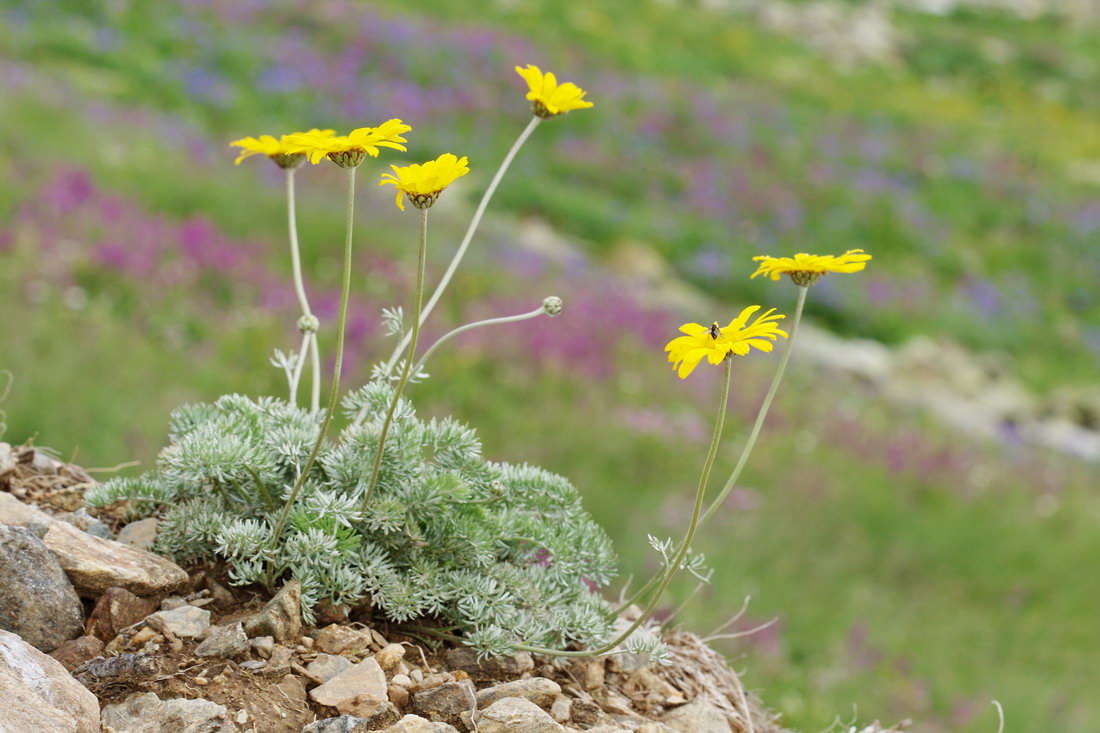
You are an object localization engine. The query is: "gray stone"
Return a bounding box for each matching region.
[0,629,100,733]
[302,716,375,733]
[444,647,534,681]
[100,692,236,732]
[239,660,266,670]
[337,696,401,727]
[475,677,561,709]
[243,580,302,642]
[0,524,84,650]
[310,657,388,707]
[146,604,211,639]
[380,715,460,732]
[42,520,188,596]
[411,679,476,728]
[56,507,113,539]
[660,698,732,733]
[0,491,54,535]
[306,652,354,683]
[115,517,158,551]
[478,697,564,733]
[195,622,248,658]
[550,697,571,723]
[314,623,371,655]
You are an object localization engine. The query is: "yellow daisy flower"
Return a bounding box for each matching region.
[750,249,872,287]
[665,306,788,379]
[515,64,594,118]
[379,153,471,211]
[284,120,411,168]
[230,133,321,168]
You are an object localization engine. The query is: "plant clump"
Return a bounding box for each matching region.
[87,385,616,655]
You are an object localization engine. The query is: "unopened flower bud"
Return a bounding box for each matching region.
[542,296,563,317]
[297,314,320,333]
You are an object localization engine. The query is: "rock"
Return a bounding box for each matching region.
[310,657,388,707]
[411,679,476,728]
[242,580,302,643]
[56,507,113,539]
[86,587,158,641]
[478,697,564,733]
[636,724,675,733]
[444,647,534,681]
[0,629,100,732]
[392,673,413,688]
[303,715,375,733]
[115,517,158,550]
[660,698,732,733]
[571,699,601,726]
[418,671,453,691]
[315,623,371,655]
[161,596,188,611]
[195,622,248,658]
[100,692,235,732]
[475,677,561,709]
[550,697,572,723]
[0,525,85,650]
[381,715,460,733]
[0,491,54,535]
[239,660,266,671]
[307,653,354,683]
[48,635,104,671]
[251,635,274,658]
[586,727,631,733]
[580,659,606,690]
[607,651,650,674]
[375,642,406,670]
[388,684,410,707]
[146,604,210,639]
[337,696,401,727]
[263,644,293,675]
[42,520,187,596]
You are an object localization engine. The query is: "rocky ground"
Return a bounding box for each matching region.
[0,441,907,733]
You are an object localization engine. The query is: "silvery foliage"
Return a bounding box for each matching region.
[647,534,712,583]
[87,386,617,654]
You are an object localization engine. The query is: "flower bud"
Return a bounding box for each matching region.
[542,296,563,317]
[297,314,320,333]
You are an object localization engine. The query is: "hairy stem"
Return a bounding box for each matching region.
[410,305,546,377]
[285,168,320,409]
[700,284,807,525]
[517,359,733,657]
[271,166,358,546]
[355,116,541,427]
[361,207,430,512]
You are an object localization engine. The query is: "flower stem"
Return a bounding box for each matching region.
[410,305,546,377]
[355,116,541,427]
[517,358,733,658]
[700,284,807,526]
[271,166,358,547]
[285,168,319,409]
[288,331,311,403]
[361,207,430,513]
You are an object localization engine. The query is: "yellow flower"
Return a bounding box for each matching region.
[284,120,411,168]
[515,64,594,118]
[665,306,788,379]
[750,249,872,287]
[230,133,321,168]
[379,153,471,211]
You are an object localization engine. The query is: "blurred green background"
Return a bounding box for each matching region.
[2,1,1099,730]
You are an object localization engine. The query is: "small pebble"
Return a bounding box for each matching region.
[194,677,209,686]
[252,636,275,659]
[388,684,409,708]
[240,660,266,670]
[375,643,405,671]
[235,710,249,725]
[391,674,412,688]
[410,668,424,683]
[300,636,314,649]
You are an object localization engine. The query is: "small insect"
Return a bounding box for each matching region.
[707,322,722,340]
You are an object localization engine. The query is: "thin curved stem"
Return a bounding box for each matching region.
[288,332,311,403]
[308,329,321,413]
[410,305,546,377]
[517,359,733,658]
[361,207,429,513]
[355,116,541,427]
[285,168,320,408]
[271,166,358,546]
[700,285,807,525]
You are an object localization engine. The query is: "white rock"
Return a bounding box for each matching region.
[146,605,211,639]
[0,629,100,733]
[306,653,354,683]
[310,657,388,707]
[0,491,54,536]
